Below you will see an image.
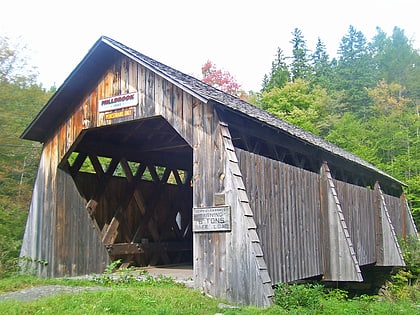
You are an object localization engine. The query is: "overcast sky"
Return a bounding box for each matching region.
[1,0,419,91]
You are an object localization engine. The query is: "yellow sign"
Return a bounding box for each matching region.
[104,108,134,120]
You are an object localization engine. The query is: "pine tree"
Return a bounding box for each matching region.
[261,47,290,92]
[334,25,377,117]
[290,28,311,81]
[311,37,333,89]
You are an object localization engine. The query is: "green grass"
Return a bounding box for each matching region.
[0,275,419,315]
[0,275,228,315]
[0,286,219,315]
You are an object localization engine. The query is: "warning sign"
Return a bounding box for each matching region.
[193,206,231,232]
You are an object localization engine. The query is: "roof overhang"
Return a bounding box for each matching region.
[213,101,406,194]
[21,38,120,142]
[21,36,208,143]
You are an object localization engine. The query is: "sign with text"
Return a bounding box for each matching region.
[193,205,231,232]
[98,92,138,112]
[104,108,134,120]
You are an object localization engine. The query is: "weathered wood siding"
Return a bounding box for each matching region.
[334,180,377,266]
[20,150,53,277]
[20,138,109,277]
[22,56,200,276]
[55,169,109,275]
[193,112,273,306]
[236,148,322,284]
[384,194,402,236]
[236,148,414,284]
[53,57,198,163]
[383,194,418,237]
[22,55,274,306]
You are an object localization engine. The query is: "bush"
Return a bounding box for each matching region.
[379,235,420,302]
[273,283,325,310]
[399,235,420,281]
[0,201,27,278]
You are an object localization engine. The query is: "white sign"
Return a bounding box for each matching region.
[193,206,231,232]
[98,92,138,112]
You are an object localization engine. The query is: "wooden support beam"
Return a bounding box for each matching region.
[374,182,405,266]
[69,152,88,177]
[320,162,363,282]
[105,241,192,256]
[89,155,105,177]
[102,208,122,244]
[172,169,183,186]
[105,243,144,256]
[85,157,120,217]
[160,166,172,183]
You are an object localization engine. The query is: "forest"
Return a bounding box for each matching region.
[0,25,419,277]
[253,26,420,226]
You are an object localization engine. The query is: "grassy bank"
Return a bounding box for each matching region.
[0,273,418,315]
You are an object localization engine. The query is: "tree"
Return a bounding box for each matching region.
[262,47,290,92]
[334,25,377,117]
[290,28,311,81]
[326,112,377,164]
[0,35,49,275]
[0,36,37,86]
[373,27,420,101]
[201,60,241,96]
[311,37,333,89]
[261,79,329,135]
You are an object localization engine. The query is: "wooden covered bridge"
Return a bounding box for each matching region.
[20,36,418,306]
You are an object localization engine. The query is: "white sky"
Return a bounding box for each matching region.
[1,0,419,91]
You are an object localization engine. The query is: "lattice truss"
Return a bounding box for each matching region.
[61,152,193,267]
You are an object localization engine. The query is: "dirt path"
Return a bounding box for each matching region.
[0,285,108,302]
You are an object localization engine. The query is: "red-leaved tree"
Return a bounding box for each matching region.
[201,60,241,96]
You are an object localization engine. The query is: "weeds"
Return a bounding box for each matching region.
[274,283,325,310]
[91,260,177,287]
[379,235,420,303]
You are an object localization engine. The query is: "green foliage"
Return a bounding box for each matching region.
[261,79,329,135]
[0,276,419,314]
[399,235,420,281]
[274,283,325,310]
[261,27,420,227]
[273,282,419,314]
[0,34,51,277]
[0,202,28,277]
[0,282,224,315]
[405,176,420,224]
[91,259,141,286]
[334,26,377,116]
[378,235,420,303]
[0,36,37,86]
[290,28,311,81]
[380,270,419,303]
[262,47,290,92]
[311,37,333,89]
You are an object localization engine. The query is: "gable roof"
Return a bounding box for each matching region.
[21,36,404,187]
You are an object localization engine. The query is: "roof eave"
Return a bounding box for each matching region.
[21,37,119,142]
[212,101,406,188]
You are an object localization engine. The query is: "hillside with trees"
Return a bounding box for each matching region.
[0,36,51,275]
[255,26,420,225]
